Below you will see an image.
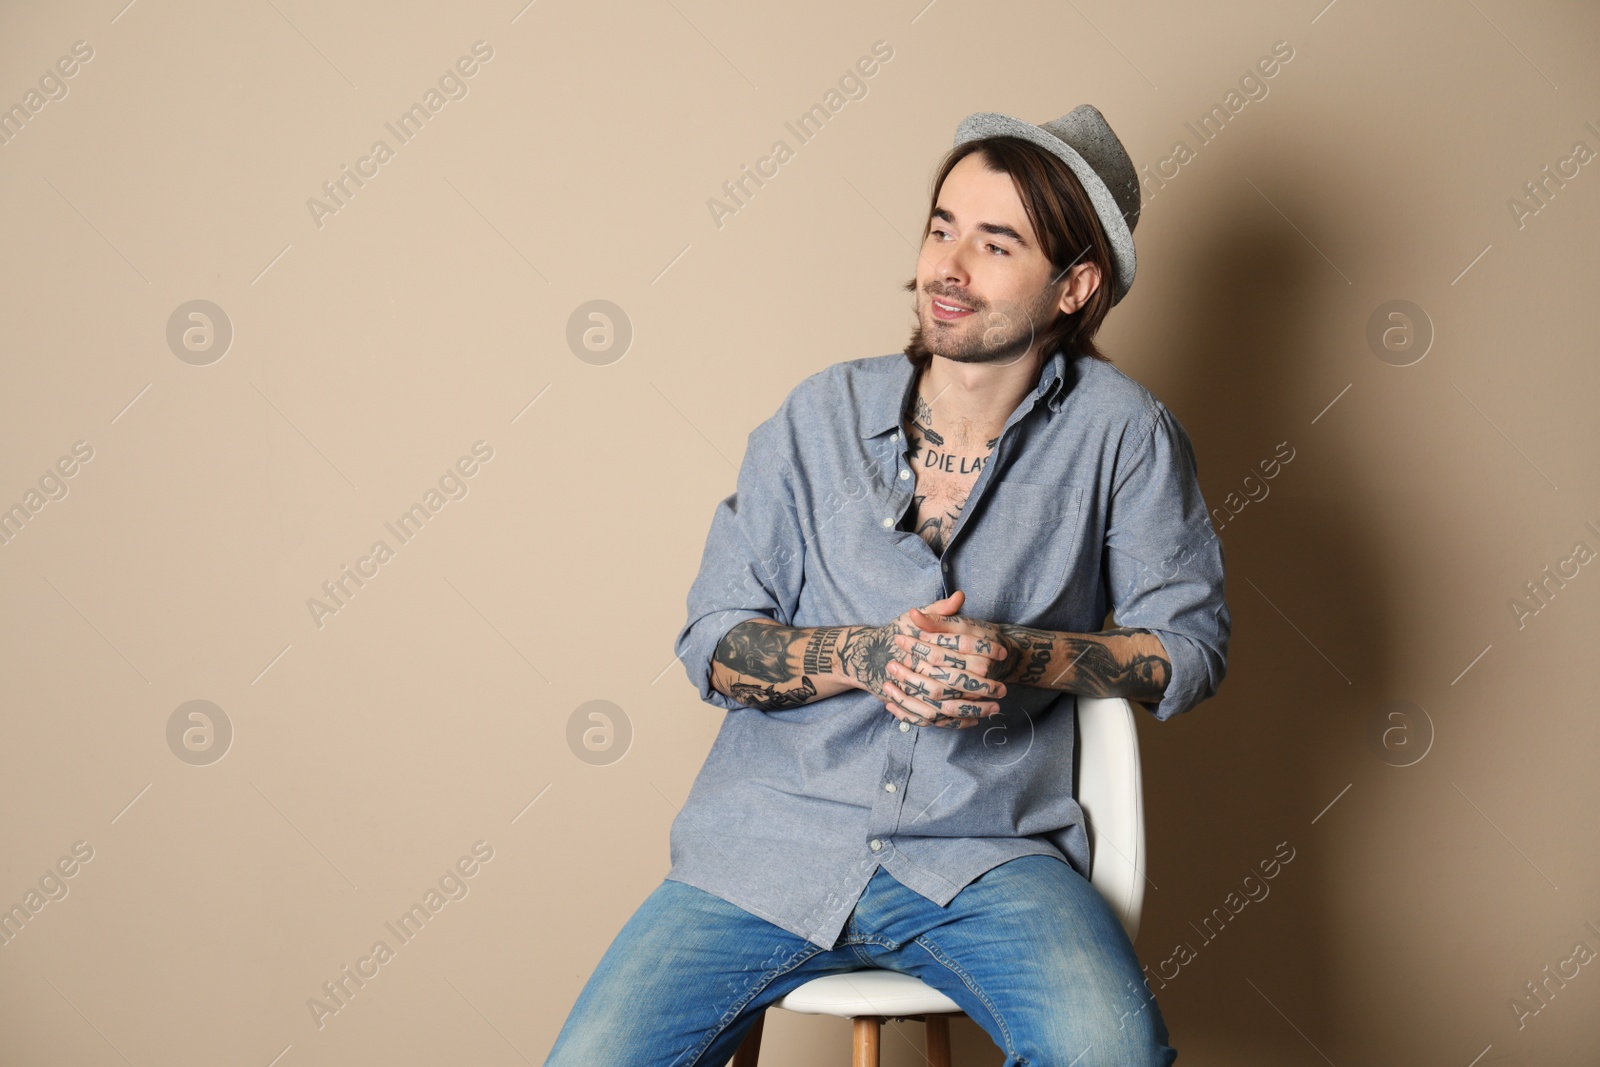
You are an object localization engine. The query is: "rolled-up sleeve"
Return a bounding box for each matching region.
[1102,403,1231,721]
[674,415,806,711]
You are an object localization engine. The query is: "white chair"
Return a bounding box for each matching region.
[730,696,1147,1067]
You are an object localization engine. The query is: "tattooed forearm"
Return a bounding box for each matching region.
[803,626,845,676]
[998,625,1057,687]
[996,624,1171,704]
[710,619,861,711]
[729,676,817,711]
[715,619,800,683]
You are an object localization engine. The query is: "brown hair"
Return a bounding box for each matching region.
[903,135,1117,369]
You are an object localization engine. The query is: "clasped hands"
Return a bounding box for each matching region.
[855,589,1016,730]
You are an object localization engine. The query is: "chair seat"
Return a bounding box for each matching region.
[775,970,962,1017]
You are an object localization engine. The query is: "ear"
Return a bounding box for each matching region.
[1057,261,1102,315]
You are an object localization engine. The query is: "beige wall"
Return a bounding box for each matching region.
[2,1,1597,1064]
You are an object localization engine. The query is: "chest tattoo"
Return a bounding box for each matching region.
[901,395,1000,555]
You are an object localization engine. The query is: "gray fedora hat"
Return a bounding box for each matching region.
[954,105,1141,305]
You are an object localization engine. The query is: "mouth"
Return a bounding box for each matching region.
[929,294,977,321]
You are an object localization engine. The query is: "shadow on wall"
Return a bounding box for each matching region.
[1116,158,1389,1054]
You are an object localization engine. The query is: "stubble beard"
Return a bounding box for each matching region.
[915,284,1058,368]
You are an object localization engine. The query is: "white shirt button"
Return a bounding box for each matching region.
[869,839,883,851]
[884,782,896,793]
[881,517,894,528]
[899,469,910,480]
[890,432,898,441]
[899,721,911,732]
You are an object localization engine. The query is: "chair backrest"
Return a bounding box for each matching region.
[1073,696,1146,943]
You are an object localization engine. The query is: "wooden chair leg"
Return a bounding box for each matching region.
[852,1015,882,1067]
[730,1010,764,1067]
[924,1014,952,1067]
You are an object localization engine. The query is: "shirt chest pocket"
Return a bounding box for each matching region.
[964,481,1086,607]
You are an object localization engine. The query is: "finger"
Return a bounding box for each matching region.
[909,605,963,630]
[891,656,1002,702]
[893,638,1006,697]
[972,633,1007,661]
[949,668,1005,699]
[897,634,948,669]
[886,696,975,729]
[909,626,970,653]
[897,633,973,672]
[904,624,1007,668]
[888,703,926,727]
[883,684,953,726]
[884,679,986,726]
[887,664,956,704]
[882,696,936,728]
[939,698,989,724]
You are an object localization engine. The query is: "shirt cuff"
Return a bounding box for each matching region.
[1139,626,1210,722]
[677,608,774,712]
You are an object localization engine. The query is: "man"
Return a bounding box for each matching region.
[545,106,1229,1066]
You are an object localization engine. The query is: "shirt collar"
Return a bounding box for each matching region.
[861,347,1071,438]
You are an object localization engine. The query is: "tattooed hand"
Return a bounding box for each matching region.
[838,590,1007,729]
[891,603,1031,690]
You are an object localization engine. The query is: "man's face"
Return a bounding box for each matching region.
[913,153,1070,368]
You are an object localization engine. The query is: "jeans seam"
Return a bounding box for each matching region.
[676,943,824,1067]
[910,932,1022,1062]
[848,936,894,966]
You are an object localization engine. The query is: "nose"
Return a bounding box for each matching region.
[937,241,968,276]
[931,249,970,297]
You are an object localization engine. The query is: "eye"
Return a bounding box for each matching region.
[987,244,1009,256]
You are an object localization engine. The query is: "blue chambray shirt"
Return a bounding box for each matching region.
[668,347,1230,950]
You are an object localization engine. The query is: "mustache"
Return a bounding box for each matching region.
[926,288,980,308]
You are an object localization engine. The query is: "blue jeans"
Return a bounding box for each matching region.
[544,855,1176,1066]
